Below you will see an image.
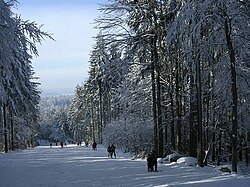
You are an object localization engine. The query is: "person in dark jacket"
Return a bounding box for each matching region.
[151,150,158,172]
[110,144,116,158]
[107,145,112,158]
[92,142,97,150]
[147,153,154,172]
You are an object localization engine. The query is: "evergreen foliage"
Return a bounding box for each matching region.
[0,0,52,151]
[70,0,250,172]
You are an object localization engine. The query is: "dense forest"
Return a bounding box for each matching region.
[37,96,73,143]
[0,0,52,151]
[0,0,249,174]
[68,0,250,173]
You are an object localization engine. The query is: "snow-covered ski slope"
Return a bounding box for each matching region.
[0,144,249,187]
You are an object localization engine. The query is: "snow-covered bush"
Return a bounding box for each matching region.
[102,119,153,153]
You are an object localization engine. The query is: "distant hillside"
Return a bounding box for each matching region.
[40,95,73,120]
[37,95,74,142]
[39,95,73,112]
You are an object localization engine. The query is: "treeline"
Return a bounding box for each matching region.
[68,0,249,173]
[38,96,73,143]
[0,0,52,152]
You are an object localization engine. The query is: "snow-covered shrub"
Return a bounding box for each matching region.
[102,119,153,153]
[131,151,147,160]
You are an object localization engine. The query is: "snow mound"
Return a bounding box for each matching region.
[166,153,182,162]
[177,157,197,166]
[159,153,182,164]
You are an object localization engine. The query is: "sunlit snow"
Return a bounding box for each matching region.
[0,144,249,187]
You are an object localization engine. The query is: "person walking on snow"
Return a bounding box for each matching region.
[107,145,112,158]
[151,150,158,172]
[92,142,97,150]
[111,144,116,158]
[147,153,154,172]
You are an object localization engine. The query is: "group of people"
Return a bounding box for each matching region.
[107,144,116,158]
[147,150,158,172]
[49,141,66,148]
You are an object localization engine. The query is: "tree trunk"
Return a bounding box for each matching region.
[224,18,238,173]
[10,113,14,151]
[162,86,168,148]
[217,129,222,166]
[196,55,204,167]
[156,69,163,157]
[0,106,2,150]
[245,133,249,166]
[245,147,249,167]
[175,55,182,153]
[98,79,103,143]
[189,71,197,158]
[170,93,175,150]
[212,121,216,162]
[3,104,8,153]
[91,99,95,142]
[164,123,168,148]
[151,37,158,153]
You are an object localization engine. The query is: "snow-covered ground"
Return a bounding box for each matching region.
[0,144,249,187]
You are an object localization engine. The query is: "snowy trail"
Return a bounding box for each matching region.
[0,145,250,187]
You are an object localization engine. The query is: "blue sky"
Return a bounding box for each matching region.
[15,0,107,97]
